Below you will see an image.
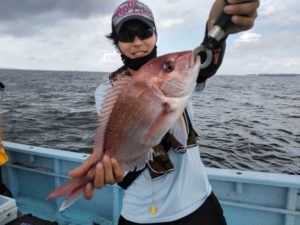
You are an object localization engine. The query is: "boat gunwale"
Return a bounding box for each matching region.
[3,141,300,189]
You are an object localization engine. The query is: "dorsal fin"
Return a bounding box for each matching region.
[93,77,132,157]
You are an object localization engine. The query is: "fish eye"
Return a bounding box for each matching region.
[162,60,175,73]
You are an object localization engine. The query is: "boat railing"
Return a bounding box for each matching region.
[2,142,300,225]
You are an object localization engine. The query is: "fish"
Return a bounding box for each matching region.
[47,51,201,211]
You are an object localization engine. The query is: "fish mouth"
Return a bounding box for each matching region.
[185,52,201,85]
[177,51,200,69]
[190,52,200,68]
[176,52,199,73]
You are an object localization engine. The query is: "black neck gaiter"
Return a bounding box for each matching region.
[121,46,157,71]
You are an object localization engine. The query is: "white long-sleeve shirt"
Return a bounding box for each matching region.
[95,81,211,223]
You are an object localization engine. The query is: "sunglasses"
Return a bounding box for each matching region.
[117,27,155,43]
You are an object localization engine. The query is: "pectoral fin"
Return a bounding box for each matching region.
[143,97,181,144]
[161,97,180,113]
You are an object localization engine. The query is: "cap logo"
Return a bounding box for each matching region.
[113,0,153,27]
[116,0,138,16]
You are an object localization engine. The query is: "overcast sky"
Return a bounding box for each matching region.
[0,0,299,75]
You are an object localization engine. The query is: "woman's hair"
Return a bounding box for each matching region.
[106,31,118,47]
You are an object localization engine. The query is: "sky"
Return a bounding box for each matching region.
[0,0,299,75]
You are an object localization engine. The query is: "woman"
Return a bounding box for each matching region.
[70,0,260,224]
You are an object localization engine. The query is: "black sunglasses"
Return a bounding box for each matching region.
[117,27,155,43]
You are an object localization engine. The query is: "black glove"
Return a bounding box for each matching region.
[197,23,227,84]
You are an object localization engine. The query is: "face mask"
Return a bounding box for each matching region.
[121,45,157,71]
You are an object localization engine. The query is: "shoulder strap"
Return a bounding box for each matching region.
[184,108,198,140]
[117,131,173,189]
[117,169,145,189]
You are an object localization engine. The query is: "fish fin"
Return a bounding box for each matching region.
[143,96,187,144]
[125,149,154,172]
[93,77,131,155]
[47,178,88,200]
[143,112,167,144]
[170,115,188,147]
[161,97,181,112]
[143,98,177,144]
[59,187,84,212]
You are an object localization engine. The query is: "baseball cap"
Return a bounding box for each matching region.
[112,0,155,34]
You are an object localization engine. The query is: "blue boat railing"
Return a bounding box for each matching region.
[2,141,300,225]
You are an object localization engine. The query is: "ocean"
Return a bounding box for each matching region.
[0,69,299,175]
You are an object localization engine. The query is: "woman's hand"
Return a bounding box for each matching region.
[208,0,260,35]
[69,152,125,199]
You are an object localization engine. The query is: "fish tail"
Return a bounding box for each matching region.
[59,187,84,212]
[46,178,88,200]
[47,164,96,211]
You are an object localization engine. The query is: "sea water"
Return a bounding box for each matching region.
[0,69,299,175]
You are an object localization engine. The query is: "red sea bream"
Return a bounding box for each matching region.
[47,51,201,211]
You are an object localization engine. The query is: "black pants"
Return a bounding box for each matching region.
[0,182,13,198]
[0,168,13,198]
[118,192,227,225]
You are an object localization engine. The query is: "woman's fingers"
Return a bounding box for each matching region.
[92,155,125,188]
[69,152,99,178]
[224,1,259,17]
[70,153,125,200]
[112,158,125,183]
[83,182,94,200]
[94,162,105,188]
